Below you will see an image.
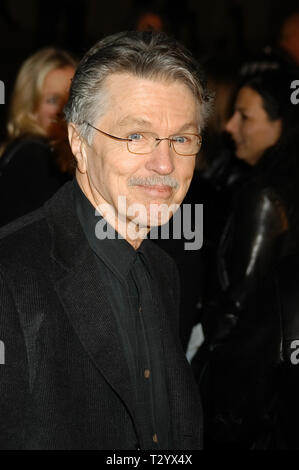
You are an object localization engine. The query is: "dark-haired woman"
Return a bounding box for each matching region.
[192,67,299,449]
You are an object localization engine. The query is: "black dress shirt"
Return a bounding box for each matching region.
[74,180,172,449]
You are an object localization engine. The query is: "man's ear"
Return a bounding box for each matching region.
[68,123,88,174]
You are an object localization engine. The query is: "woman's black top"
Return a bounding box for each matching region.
[0,137,70,227]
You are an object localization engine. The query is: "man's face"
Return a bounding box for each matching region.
[79,73,199,229]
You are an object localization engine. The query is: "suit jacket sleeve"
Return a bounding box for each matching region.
[0,269,29,449]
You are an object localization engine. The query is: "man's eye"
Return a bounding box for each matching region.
[128,133,143,141]
[173,136,189,144]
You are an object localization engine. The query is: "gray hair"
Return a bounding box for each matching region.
[64,31,213,144]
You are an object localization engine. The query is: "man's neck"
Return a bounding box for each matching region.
[76,173,149,250]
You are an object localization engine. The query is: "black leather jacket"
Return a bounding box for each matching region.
[193,254,299,449]
[201,175,289,345]
[192,161,299,448]
[274,254,299,449]
[219,179,288,301]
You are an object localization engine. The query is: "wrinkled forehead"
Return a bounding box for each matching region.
[97,72,202,130]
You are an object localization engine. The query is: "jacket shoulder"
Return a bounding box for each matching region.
[0,208,50,270]
[0,138,52,170]
[232,178,288,237]
[237,177,284,207]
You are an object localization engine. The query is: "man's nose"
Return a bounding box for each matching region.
[145,139,175,175]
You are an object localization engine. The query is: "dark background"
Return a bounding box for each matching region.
[0,0,299,137]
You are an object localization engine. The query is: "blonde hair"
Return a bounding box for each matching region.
[6,47,77,142]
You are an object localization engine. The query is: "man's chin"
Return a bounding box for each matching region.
[126,211,172,230]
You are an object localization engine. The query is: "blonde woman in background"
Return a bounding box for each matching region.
[0,48,77,226]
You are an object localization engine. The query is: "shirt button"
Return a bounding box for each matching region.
[144,369,150,379]
[152,433,158,443]
[138,305,142,313]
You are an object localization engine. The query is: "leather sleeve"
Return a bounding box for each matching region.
[201,184,288,345]
[218,184,288,310]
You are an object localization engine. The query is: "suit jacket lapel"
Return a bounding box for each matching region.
[44,182,137,420]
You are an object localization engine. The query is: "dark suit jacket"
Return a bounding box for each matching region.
[0,181,202,450]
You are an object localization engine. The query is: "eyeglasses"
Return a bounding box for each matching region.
[84,121,202,156]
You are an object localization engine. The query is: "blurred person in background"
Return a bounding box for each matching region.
[136,10,164,32]
[279,11,299,66]
[0,47,77,226]
[192,60,299,449]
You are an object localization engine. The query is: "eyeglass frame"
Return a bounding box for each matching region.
[83,121,202,156]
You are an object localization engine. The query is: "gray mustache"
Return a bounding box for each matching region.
[128,175,179,189]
